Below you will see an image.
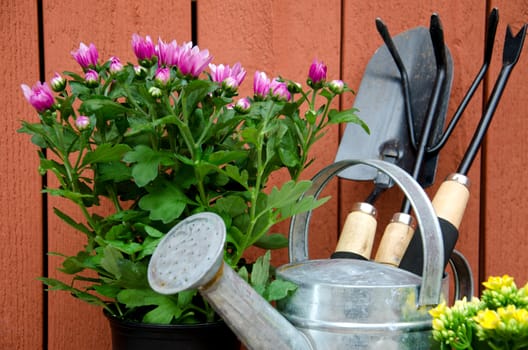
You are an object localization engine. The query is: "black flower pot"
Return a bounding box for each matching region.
[105,312,240,350]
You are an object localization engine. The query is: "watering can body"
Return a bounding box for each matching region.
[148,160,472,350]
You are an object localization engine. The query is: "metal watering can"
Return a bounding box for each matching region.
[147,160,473,350]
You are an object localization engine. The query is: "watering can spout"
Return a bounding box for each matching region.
[147,212,313,350]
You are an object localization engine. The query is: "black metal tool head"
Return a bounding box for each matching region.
[335,26,453,188]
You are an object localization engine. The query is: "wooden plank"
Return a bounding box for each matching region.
[483,1,528,285]
[340,1,486,290]
[42,1,191,349]
[198,0,343,264]
[1,1,44,349]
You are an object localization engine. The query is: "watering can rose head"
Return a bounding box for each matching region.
[18,34,368,325]
[430,275,528,350]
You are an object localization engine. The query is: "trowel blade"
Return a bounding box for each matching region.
[335,26,453,187]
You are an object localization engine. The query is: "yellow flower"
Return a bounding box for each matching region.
[482,275,515,291]
[512,307,528,323]
[474,309,500,330]
[429,302,447,319]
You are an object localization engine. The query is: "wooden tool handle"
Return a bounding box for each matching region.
[334,202,377,260]
[375,213,416,266]
[431,173,471,229]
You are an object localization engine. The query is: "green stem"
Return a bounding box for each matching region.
[233,101,275,265]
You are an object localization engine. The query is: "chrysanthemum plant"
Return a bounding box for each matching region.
[19,34,368,324]
[429,275,528,350]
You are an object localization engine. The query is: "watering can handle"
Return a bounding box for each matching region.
[449,249,474,299]
[288,159,444,307]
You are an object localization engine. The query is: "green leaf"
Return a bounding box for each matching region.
[100,246,123,279]
[267,180,313,209]
[44,188,93,203]
[253,233,288,249]
[69,81,92,96]
[266,279,297,302]
[52,207,93,236]
[224,165,249,189]
[139,181,193,223]
[38,277,108,308]
[250,250,271,290]
[81,97,132,116]
[96,161,132,182]
[215,195,248,217]
[144,225,164,238]
[328,109,370,134]
[181,79,218,120]
[123,145,175,187]
[82,143,132,166]
[117,289,182,324]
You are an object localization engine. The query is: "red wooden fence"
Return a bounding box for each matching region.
[2,1,527,348]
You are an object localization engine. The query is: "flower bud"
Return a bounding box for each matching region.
[75,115,90,130]
[134,65,148,79]
[307,59,327,89]
[109,56,124,74]
[85,69,99,87]
[71,42,99,70]
[234,97,251,113]
[155,67,171,87]
[131,34,156,67]
[149,86,163,98]
[270,79,291,101]
[21,82,55,113]
[328,79,345,94]
[287,81,302,94]
[50,72,67,92]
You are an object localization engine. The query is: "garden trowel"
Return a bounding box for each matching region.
[335,25,453,187]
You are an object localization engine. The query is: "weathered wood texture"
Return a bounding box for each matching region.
[484,0,528,285]
[1,1,43,349]
[2,0,528,349]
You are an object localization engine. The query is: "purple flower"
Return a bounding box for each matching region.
[156,38,179,67]
[109,56,124,74]
[308,59,327,88]
[71,43,99,69]
[253,71,271,98]
[21,82,55,112]
[131,34,156,63]
[209,62,246,88]
[84,69,99,87]
[177,44,213,78]
[234,97,251,113]
[75,115,90,130]
[270,79,291,101]
[155,67,171,86]
[50,72,66,92]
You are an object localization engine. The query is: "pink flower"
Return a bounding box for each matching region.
[156,38,179,67]
[177,44,213,78]
[84,69,99,87]
[253,71,271,98]
[155,67,171,86]
[75,115,90,130]
[71,43,99,69]
[234,97,251,113]
[131,34,156,62]
[21,82,55,112]
[209,62,246,88]
[270,79,291,101]
[308,59,327,88]
[109,56,123,74]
